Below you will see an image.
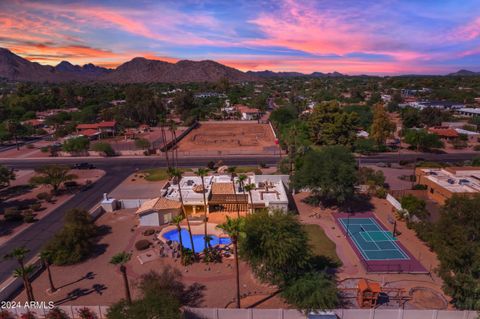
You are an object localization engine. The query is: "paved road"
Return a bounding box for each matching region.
[0,151,476,289]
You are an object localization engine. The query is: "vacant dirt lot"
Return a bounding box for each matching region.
[176,122,278,156]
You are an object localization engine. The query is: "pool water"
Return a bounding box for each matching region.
[163,228,231,251]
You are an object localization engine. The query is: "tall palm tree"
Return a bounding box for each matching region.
[4,247,34,301]
[169,120,179,168]
[13,265,36,301]
[237,174,248,215]
[168,168,196,256]
[159,118,171,169]
[195,168,210,250]
[110,252,132,304]
[227,167,241,218]
[40,249,56,293]
[172,215,185,261]
[244,183,256,214]
[218,216,245,308]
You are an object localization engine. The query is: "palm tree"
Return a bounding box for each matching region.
[29,165,77,195]
[195,168,210,250]
[172,214,185,261]
[169,120,179,168]
[227,167,241,218]
[168,168,196,256]
[159,118,171,169]
[13,265,36,301]
[40,249,56,293]
[110,252,132,304]
[244,183,256,214]
[4,247,34,301]
[237,174,248,215]
[218,216,245,308]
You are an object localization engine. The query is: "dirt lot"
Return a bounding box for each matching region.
[176,122,278,156]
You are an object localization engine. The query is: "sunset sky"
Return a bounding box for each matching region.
[1,0,480,75]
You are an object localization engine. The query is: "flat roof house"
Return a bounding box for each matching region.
[135,174,289,227]
[415,167,480,204]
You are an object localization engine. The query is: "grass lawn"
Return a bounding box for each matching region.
[304,224,342,266]
[142,168,190,181]
[234,166,262,174]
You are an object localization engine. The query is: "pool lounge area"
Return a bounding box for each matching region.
[160,227,231,251]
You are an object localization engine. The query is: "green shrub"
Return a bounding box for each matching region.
[413,184,427,190]
[91,142,115,156]
[46,308,70,319]
[63,136,90,153]
[30,203,42,211]
[37,192,52,202]
[4,207,22,222]
[253,168,263,175]
[375,187,388,199]
[135,239,151,251]
[142,229,155,236]
[23,210,35,223]
[135,138,151,150]
[77,307,96,319]
[40,146,50,153]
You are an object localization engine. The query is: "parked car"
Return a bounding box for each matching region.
[72,162,95,169]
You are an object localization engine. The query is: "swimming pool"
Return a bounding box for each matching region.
[163,228,231,251]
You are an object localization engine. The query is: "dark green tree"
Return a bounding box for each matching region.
[307,101,358,147]
[293,146,357,205]
[45,208,98,265]
[239,210,310,285]
[30,164,77,194]
[281,272,338,313]
[0,164,15,187]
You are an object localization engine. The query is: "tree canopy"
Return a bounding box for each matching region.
[404,129,444,151]
[0,164,15,187]
[307,101,358,147]
[293,146,357,205]
[44,208,98,265]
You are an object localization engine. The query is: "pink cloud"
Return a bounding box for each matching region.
[455,17,480,41]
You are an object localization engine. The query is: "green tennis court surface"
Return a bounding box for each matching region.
[339,217,409,261]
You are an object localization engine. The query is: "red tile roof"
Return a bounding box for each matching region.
[76,121,116,130]
[235,104,258,114]
[80,129,100,137]
[77,123,98,130]
[428,127,459,138]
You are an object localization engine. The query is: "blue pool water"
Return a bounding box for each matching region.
[163,228,231,251]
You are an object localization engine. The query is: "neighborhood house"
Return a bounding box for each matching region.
[136,174,289,227]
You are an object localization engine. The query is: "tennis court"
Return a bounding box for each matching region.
[338,217,409,261]
[335,213,427,273]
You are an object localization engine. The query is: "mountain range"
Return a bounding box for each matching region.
[0,48,257,83]
[1,47,479,83]
[246,70,345,78]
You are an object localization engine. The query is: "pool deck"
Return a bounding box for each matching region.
[334,212,427,274]
[158,222,229,242]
